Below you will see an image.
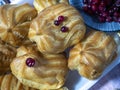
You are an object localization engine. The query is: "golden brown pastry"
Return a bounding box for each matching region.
[68,30,117,79]
[28,3,86,54]
[34,0,69,13]
[0,73,38,90]
[0,39,16,75]
[0,3,37,47]
[0,73,68,90]
[10,46,68,90]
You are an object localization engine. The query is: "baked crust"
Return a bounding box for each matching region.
[34,0,69,13]
[10,46,68,90]
[0,39,16,75]
[68,30,117,79]
[0,73,38,90]
[0,4,37,47]
[0,73,68,90]
[28,3,86,54]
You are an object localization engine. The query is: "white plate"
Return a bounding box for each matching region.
[10,0,33,5]
[0,0,33,5]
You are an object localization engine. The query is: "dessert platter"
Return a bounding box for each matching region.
[0,0,120,90]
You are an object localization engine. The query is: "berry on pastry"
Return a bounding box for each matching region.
[28,3,86,54]
[68,30,117,79]
[10,46,68,90]
[0,3,37,47]
[33,0,69,13]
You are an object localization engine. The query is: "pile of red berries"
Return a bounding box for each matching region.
[83,0,120,23]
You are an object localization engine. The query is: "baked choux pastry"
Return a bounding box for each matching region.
[68,30,117,79]
[0,3,37,47]
[0,73,68,90]
[10,46,68,90]
[0,73,38,90]
[34,0,68,13]
[28,3,86,54]
[0,39,16,75]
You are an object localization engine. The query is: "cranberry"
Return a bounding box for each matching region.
[98,5,106,11]
[58,16,65,22]
[113,17,118,22]
[102,11,109,17]
[26,58,35,67]
[91,0,100,4]
[113,6,119,11]
[95,11,99,15]
[100,1,106,6]
[54,20,60,26]
[97,12,102,16]
[109,9,114,15]
[118,17,120,22]
[114,16,120,22]
[114,12,119,17]
[61,26,68,32]
[89,0,92,3]
[87,4,92,9]
[91,4,98,11]
[82,0,120,23]
[83,4,89,11]
[106,16,113,22]
[98,16,106,22]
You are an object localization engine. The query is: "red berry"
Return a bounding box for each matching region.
[54,20,60,26]
[91,0,100,4]
[102,11,109,17]
[83,4,89,10]
[91,4,98,11]
[99,5,106,11]
[109,9,114,15]
[98,16,105,22]
[58,16,65,22]
[118,17,120,23]
[87,4,91,9]
[113,6,119,11]
[114,12,119,17]
[113,17,118,22]
[82,0,120,23]
[61,26,68,32]
[100,1,106,6]
[106,16,113,22]
[26,58,35,67]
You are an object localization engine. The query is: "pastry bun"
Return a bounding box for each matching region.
[10,46,68,90]
[28,3,86,54]
[0,3,37,47]
[68,30,117,79]
[0,73,38,90]
[34,0,68,13]
[0,39,16,75]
